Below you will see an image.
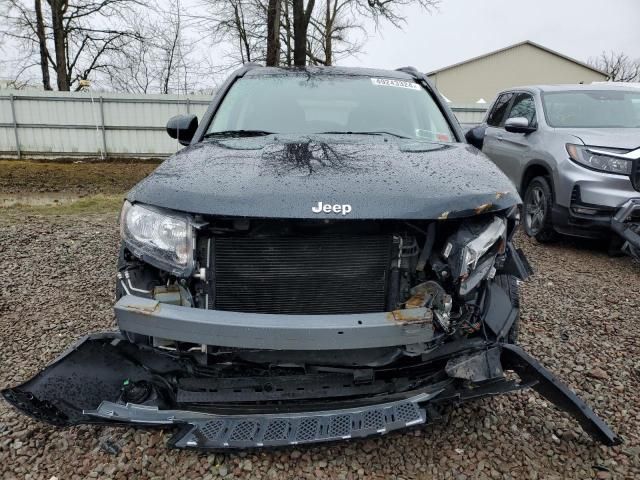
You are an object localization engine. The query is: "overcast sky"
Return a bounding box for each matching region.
[1,0,638,89]
[343,0,640,73]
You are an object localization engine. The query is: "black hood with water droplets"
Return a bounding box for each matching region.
[127,135,520,219]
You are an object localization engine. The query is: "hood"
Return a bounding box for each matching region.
[128,136,520,220]
[569,128,640,150]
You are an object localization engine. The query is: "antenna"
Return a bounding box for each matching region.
[80,79,105,161]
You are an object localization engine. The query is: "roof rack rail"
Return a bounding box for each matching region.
[243,62,263,70]
[395,66,421,77]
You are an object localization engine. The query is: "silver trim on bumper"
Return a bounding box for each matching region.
[114,295,435,350]
[84,391,439,449]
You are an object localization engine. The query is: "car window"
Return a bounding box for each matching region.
[506,93,536,126]
[486,93,513,127]
[542,90,640,128]
[208,75,456,142]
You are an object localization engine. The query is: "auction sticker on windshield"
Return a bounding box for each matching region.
[371,78,421,90]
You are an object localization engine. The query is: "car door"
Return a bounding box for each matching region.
[491,92,538,184]
[482,92,514,172]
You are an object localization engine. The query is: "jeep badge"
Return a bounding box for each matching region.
[312,201,352,215]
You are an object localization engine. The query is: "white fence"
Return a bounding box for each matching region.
[0,90,211,159]
[450,103,489,127]
[0,90,488,159]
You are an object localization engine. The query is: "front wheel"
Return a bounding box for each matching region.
[523,176,557,242]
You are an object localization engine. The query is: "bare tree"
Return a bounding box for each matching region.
[265,0,281,65]
[589,51,640,82]
[306,0,439,66]
[280,0,294,65]
[306,0,364,65]
[1,0,145,90]
[161,0,183,93]
[222,0,361,67]
[359,0,439,27]
[34,0,52,89]
[291,0,439,66]
[103,0,207,94]
[0,0,50,87]
[292,0,315,66]
[200,0,268,65]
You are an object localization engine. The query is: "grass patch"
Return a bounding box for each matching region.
[0,194,123,216]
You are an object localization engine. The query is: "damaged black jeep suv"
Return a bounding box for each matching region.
[3,65,621,449]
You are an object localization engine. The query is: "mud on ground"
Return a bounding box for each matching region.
[0,160,158,196]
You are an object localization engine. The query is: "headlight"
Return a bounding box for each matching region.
[443,216,507,293]
[566,144,632,175]
[120,201,194,276]
[458,216,506,275]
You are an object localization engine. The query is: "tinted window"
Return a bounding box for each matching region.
[209,75,455,142]
[507,93,536,125]
[542,90,640,128]
[487,93,513,126]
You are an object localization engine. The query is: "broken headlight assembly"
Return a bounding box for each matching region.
[442,216,507,295]
[120,201,194,276]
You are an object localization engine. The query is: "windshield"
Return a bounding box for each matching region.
[207,74,455,142]
[542,90,640,128]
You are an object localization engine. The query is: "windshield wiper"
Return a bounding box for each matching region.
[204,130,275,138]
[316,130,410,139]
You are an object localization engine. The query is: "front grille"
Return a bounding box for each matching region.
[211,234,392,314]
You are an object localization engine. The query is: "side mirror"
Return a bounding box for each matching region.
[166,114,198,146]
[465,125,486,150]
[504,117,536,134]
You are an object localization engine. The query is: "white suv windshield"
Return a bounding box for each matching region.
[208,75,455,142]
[543,90,640,128]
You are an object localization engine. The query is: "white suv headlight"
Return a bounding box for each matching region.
[566,144,632,175]
[120,201,194,276]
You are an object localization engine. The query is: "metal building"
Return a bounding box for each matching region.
[427,40,609,104]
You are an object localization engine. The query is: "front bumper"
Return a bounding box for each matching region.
[553,197,640,246]
[2,333,621,450]
[114,295,435,350]
[555,158,638,210]
[611,198,640,258]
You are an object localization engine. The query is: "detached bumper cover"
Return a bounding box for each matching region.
[1,333,621,450]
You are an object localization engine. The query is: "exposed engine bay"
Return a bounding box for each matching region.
[115,206,522,360]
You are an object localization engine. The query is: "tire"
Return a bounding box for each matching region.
[523,176,557,243]
[494,274,520,344]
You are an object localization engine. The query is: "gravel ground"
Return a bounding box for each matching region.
[1,211,639,480]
